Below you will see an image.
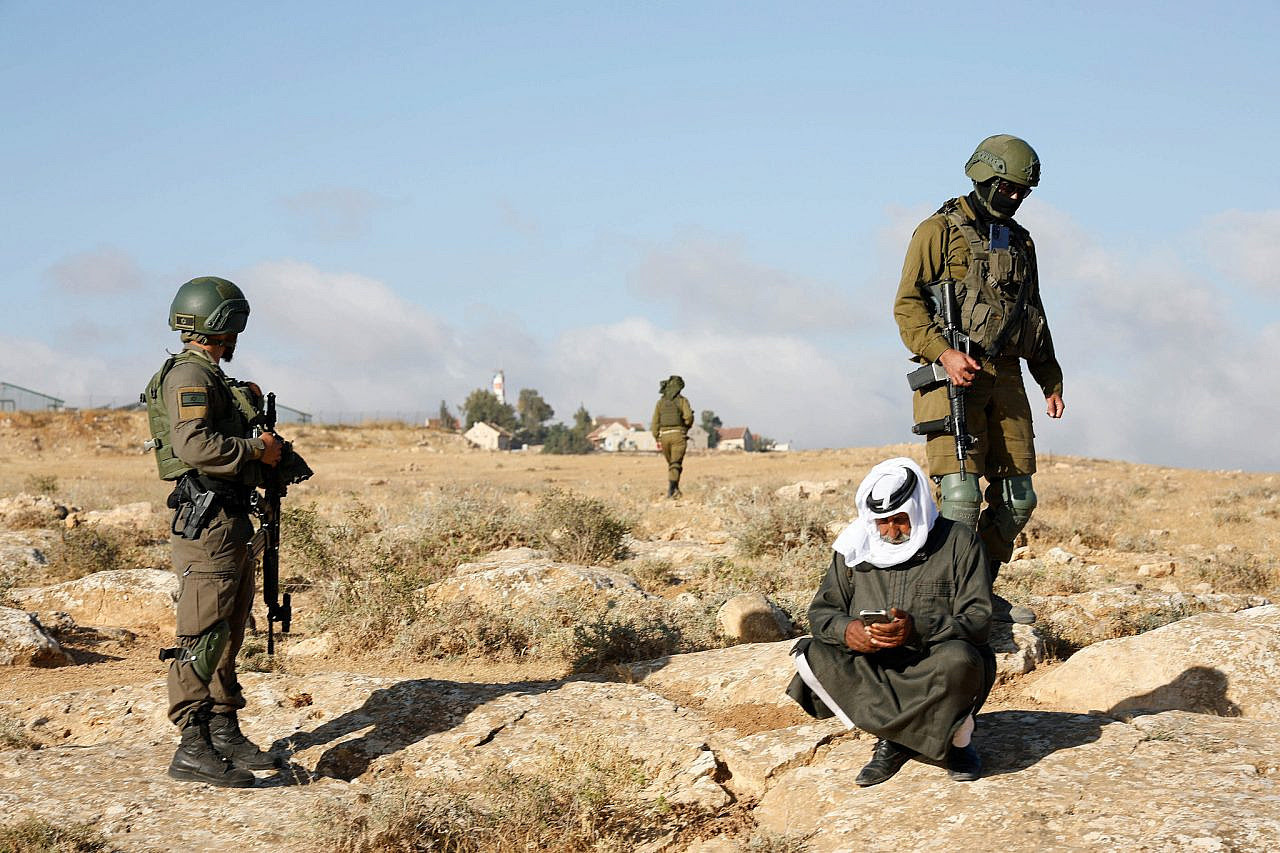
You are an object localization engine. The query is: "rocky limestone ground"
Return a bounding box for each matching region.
[1,411,1279,851]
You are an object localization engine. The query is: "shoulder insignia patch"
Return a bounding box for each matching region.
[177,387,209,420]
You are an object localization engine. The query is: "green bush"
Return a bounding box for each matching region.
[530,490,630,565]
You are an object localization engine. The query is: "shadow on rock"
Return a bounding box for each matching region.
[954,710,1108,777]
[1106,665,1240,718]
[264,677,559,785]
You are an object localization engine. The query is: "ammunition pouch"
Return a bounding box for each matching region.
[159,619,230,683]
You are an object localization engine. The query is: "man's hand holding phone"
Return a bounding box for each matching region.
[863,608,912,650]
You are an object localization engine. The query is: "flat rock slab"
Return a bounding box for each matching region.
[754,710,1280,852]
[1029,605,1280,718]
[0,742,357,853]
[8,569,178,631]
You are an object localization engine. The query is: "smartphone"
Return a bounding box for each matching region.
[859,609,891,625]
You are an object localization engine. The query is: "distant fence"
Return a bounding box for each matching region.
[306,411,433,426]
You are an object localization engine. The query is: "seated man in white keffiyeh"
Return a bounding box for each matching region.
[786,457,996,786]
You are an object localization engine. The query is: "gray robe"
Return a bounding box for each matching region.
[786,517,996,760]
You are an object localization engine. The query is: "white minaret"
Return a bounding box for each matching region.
[492,369,505,404]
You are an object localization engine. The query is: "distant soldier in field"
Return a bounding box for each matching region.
[143,276,282,787]
[894,135,1065,623]
[651,375,694,498]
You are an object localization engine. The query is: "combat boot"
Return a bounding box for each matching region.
[168,710,255,787]
[208,711,280,771]
[666,482,676,499]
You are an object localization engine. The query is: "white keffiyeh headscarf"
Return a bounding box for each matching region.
[831,457,939,568]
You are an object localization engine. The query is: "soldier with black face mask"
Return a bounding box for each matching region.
[893,135,1065,625]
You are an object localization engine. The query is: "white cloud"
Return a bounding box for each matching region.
[232,261,479,413]
[628,232,867,333]
[45,246,145,294]
[540,317,902,448]
[1200,209,1280,293]
[1022,204,1280,470]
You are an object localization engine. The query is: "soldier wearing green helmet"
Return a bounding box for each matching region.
[142,276,284,787]
[892,135,1065,624]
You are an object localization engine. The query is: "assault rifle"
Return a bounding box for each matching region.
[252,392,313,654]
[906,280,977,479]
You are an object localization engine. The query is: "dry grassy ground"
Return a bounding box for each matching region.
[1,410,1277,850]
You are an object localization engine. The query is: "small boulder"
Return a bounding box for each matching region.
[774,480,840,501]
[1046,547,1078,564]
[73,502,155,532]
[286,634,336,657]
[1029,605,1280,718]
[716,593,792,643]
[0,606,73,667]
[1138,561,1176,578]
[8,568,178,631]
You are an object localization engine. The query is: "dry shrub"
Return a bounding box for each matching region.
[1190,554,1278,596]
[734,500,833,559]
[313,740,684,853]
[625,558,678,593]
[21,474,58,495]
[410,487,526,574]
[44,526,133,581]
[396,593,721,673]
[1099,601,1206,640]
[0,817,112,852]
[282,501,382,585]
[997,562,1091,598]
[0,716,38,750]
[238,636,290,674]
[530,489,630,565]
[6,510,53,531]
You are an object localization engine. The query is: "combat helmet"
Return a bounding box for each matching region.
[965,134,1040,188]
[168,277,250,335]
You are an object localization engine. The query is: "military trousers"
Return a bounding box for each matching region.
[659,430,688,485]
[167,507,256,727]
[914,356,1037,565]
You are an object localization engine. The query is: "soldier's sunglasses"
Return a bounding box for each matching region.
[995,180,1031,199]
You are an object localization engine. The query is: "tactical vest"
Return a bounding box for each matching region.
[941,199,1049,361]
[656,397,687,432]
[141,350,261,481]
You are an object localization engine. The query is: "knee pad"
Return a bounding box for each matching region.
[938,473,981,529]
[187,619,229,683]
[1001,475,1038,529]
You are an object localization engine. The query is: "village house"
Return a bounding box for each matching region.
[463,420,515,451]
[716,426,755,452]
[586,418,710,452]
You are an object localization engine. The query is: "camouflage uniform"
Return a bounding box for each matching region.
[160,346,267,727]
[894,193,1063,567]
[651,376,695,497]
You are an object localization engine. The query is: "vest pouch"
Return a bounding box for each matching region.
[1012,302,1049,361]
[987,248,1016,287]
[959,297,1000,353]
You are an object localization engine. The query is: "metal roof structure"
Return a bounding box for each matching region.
[0,382,66,412]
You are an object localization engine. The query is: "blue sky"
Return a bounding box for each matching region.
[3,2,1278,469]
